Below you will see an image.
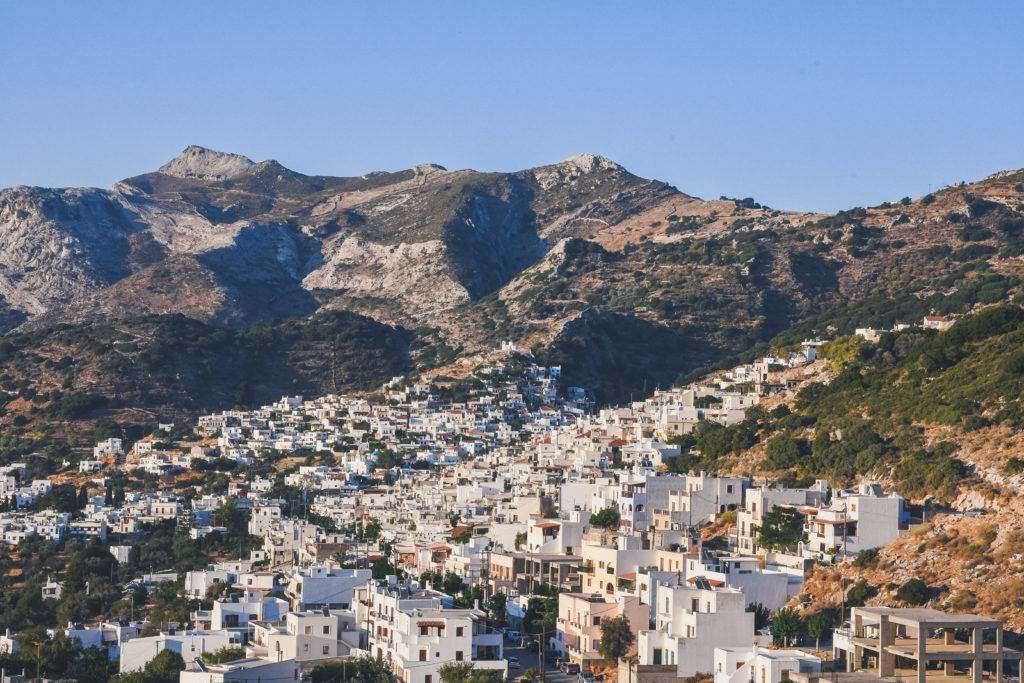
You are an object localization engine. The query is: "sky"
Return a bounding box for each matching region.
[1,2,1023,213]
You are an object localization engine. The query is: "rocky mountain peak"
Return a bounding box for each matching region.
[556,153,625,174]
[412,163,448,176]
[157,145,255,181]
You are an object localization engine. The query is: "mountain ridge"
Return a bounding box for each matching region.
[2,148,1024,409]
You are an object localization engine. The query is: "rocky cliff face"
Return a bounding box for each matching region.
[3,147,1024,406]
[0,148,689,333]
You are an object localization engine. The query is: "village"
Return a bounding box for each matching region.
[2,316,1019,683]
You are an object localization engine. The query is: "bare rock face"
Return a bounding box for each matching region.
[0,186,138,317]
[157,145,254,181]
[2,148,668,332]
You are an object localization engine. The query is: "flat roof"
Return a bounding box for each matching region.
[854,607,1000,626]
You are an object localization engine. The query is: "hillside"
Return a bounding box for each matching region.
[2,149,1024,420]
[0,311,421,436]
[797,512,1024,631]
[666,305,1024,508]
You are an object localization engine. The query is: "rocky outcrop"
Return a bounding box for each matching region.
[157,145,254,180]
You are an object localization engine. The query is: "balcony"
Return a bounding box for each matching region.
[578,563,594,574]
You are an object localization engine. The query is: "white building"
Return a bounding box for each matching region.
[119,629,241,673]
[638,582,754,677]
[715,646,821,683]
[179,657,299,683]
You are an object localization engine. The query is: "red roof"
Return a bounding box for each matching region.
[534,522,559,529]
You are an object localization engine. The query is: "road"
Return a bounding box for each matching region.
[502,640,576,683]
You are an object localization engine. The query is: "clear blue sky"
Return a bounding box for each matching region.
[2,2,1022,213]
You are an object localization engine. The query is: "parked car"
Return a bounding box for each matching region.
[507,657,520,669]
[506,630,522,642]
[579,671,595,683]
[964,508,987,517]
[562,662,580,675]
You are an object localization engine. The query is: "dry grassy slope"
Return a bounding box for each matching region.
[797,512,1024,630]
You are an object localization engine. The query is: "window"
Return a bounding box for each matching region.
[305,626,312,635]
[303,643,309,652]
[323,646,330,655]
[727,485,734,494]
[420,625,428,635]
[420,650,427,661]
[456,651,464,661]
[593,616,601,626]
[456,627,464,637]
[323,625,331,635]
[425,677,432,683]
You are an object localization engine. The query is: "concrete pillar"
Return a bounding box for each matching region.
[879,616,895,678]
[972,627,984,683]
[918,627,928,683]
[943,629,955,675]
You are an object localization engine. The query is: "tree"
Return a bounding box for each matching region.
[807,612,830,649]
[489,591,507,624]
[67,645,113,683]
[845,579,870,609]
[139,649,185,683]
[371,556,395,580]
[747,602,772,630]
[439,662,503,683]
[93,417,122,444]
[598,615,635,666]
[896,578,928,606]
[311,656,392,683]
[363,521,382,542]
[590,507,620,529]
[758,506,805,553]
[821,335,866,374]
[514,531,526,550]
[442,571,465,596]
[852,549,879,569]
[522,669,538,682]
[762,432,803,470]
[771,607,801,646]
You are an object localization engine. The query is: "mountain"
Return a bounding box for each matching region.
[2,147,1024,415]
